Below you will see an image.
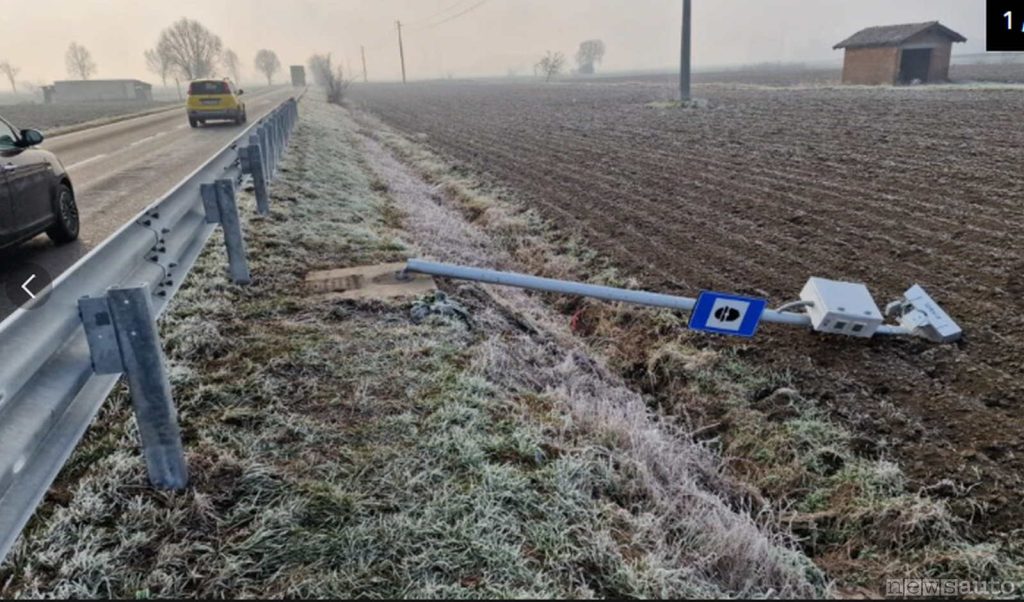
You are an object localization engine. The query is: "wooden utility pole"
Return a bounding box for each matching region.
[680,0,692,101]
[396,20,407,84]
[361,46,368,82]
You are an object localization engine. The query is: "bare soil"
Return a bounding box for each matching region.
[351,76,1024,540]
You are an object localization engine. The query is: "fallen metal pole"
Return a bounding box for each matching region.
[404,259,913,336]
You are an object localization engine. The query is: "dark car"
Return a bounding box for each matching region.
[0,116,79,250]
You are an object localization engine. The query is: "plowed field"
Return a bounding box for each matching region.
[353,77,1024,537]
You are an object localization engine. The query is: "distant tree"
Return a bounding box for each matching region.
[222,48,242,84]
[144,48,172,86]
[0,61,20,93]
[254,49,281,85]
[20,81,40,98]
[536,51,565,82]
[576,40,606,75]
[308,53,348,105]
[156,18,223,81]
[65,43,97,80]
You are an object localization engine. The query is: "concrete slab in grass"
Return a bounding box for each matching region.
[305,262,436,300]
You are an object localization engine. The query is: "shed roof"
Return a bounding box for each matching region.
[833,21,966,50]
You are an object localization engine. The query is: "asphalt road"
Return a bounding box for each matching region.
[0,87,298,319]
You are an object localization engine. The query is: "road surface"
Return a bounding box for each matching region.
[0,86,298,319]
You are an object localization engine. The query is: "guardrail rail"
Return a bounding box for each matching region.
[0,91,304,563]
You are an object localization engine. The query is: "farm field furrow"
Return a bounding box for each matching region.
[354,79,1024,538]
[461,124,1014,276]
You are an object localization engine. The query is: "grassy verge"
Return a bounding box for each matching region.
[0,97,826,598]
[353,109,1024,595]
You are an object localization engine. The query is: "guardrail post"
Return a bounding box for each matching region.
[249,133,268,187]
[279,109,287,147]
[285,103,294,141]
[258,124,268,167]
[201,179,252,284]
[78,287,189,490]
[270,117,282,175]
[274,113,284,160]
[243,141,270,215]
[279,111,288,147]
[259,124,274,178]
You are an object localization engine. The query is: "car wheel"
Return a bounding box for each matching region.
[189,117,199,128]
[46,184,79,244]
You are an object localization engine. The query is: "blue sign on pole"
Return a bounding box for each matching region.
[688,291,768,338]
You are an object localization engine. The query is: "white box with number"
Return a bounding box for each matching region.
[800,278,883,338]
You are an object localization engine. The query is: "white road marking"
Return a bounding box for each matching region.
[129,131,168,147]
[66,154,109,170]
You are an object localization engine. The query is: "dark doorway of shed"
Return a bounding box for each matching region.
[899,49,932,84]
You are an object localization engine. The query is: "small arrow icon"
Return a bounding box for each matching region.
[4,263,53,310]
[21,275,37,299]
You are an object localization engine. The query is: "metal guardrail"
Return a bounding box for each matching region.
[0,92,304,563]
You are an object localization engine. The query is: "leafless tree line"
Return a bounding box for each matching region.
[141,18,282,96]
[533,40,606,83]
[1,18,288,99]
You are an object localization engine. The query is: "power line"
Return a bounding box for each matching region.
[360,0,492,82]
[408,0,491,32]
[406,0,479,28]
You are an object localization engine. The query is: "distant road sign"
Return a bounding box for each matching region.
[689,291,768,338]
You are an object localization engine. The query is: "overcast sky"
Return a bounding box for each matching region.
[3,0,988,85]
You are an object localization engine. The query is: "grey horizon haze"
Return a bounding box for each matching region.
[3,0,987,86]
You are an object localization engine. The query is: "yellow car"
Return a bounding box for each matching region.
[186,79,247,128]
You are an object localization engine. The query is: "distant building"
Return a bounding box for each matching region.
[834,21,967,85]
[43,79,153,104]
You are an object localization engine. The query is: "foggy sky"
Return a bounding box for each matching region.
[2,0,988,86]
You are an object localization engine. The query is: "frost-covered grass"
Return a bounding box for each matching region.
[0,96,830,598]
[0,101,179,134]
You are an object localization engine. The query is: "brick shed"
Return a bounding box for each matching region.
[834,22,966,86]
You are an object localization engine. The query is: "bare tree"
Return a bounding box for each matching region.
[21,81,40,99]
[156,18,222,81]
[222,48,242,84]
[308,53,348,105]
[144,48,172,86]
[254,49,281,85]
[65,43,97,80]
[536,51,565,82]
[0,61,20,93]
[576,40,606,75]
